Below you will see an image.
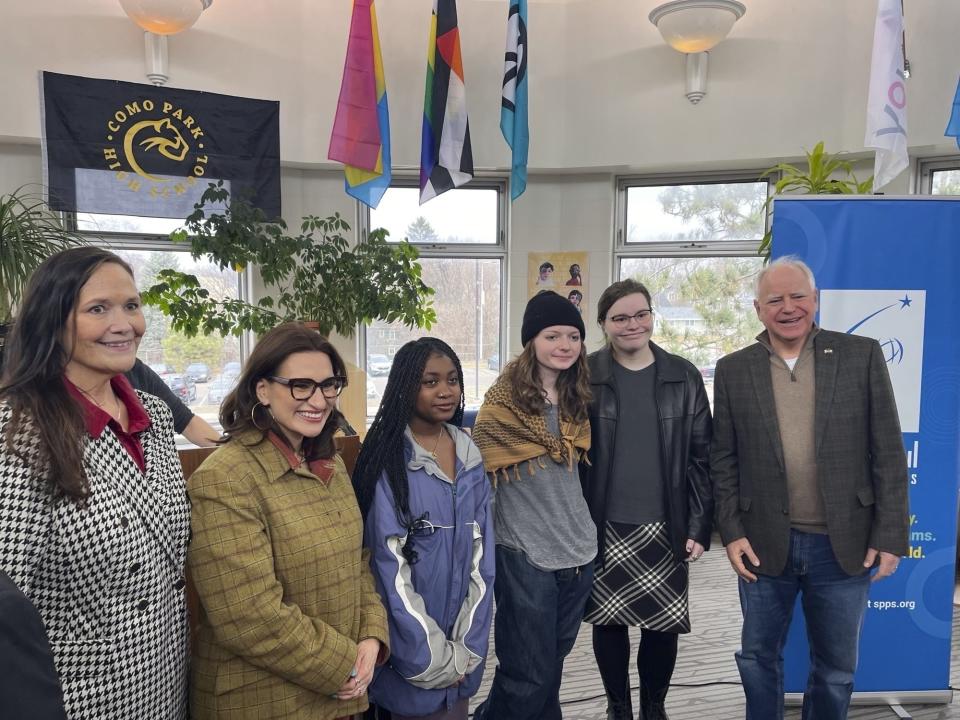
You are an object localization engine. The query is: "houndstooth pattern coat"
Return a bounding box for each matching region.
[0,392,190,720]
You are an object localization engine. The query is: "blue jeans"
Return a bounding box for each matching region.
[473,545,594,720]
[736,530,871,720]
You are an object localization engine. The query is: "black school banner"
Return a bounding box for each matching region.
[40,71,281,220]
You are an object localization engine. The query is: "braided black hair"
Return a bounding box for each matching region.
[353,337,465,564]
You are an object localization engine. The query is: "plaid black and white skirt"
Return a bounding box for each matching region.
[583,521,690,632]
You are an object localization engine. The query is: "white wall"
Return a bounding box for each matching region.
[2,1,958,170]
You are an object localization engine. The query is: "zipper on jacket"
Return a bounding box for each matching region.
[448,480,459,635]
[655,379,675,553]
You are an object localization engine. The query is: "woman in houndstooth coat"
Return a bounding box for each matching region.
[0,248,189,720]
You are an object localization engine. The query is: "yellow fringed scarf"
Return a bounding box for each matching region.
[473,374,591,486]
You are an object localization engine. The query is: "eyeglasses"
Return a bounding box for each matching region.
[267,375,347,400]
[607,309,654,327]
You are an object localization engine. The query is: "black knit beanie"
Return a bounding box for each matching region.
[521,290,586,346]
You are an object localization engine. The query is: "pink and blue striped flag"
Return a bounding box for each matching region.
[328,0,391,209]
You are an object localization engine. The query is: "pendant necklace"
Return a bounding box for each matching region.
[79,385,121,419]
[412,425,445,459]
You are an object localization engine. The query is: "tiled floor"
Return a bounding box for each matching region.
[471,538,960,719]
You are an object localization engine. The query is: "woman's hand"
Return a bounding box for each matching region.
[685,539,705,562]
[335,638,381,700]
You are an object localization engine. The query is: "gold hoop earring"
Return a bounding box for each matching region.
[251,401,270,431]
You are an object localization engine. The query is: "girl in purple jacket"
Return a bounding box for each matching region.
[354,338,494,720]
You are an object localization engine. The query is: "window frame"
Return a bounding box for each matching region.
[358,176,509,397]
[65,213,254,361]
[613,171,772,369]
[615,170,772,261]
[916,156,960,194]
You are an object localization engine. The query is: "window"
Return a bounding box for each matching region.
[918,158,960,195]
[73,214,247,444]
[616,174,769,402]
[623,179,767,247]
[931,169,960,194]
[364,182,506,415]
[76,213,184,236]
[618,256,764,368]
[371,186,499,245]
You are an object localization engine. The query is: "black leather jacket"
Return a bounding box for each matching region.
[582,343,713,564]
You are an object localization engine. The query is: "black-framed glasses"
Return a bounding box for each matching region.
[608,309,654,327]
[268,375,347,400]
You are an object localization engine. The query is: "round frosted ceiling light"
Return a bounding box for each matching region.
[119,0,212,35]
[649,0,746,54]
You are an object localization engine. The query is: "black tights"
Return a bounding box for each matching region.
[592,624,679,704]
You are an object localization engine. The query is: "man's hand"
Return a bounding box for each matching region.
[725,537,760,582]
[863,548,900,582]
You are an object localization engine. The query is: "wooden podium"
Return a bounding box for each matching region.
[338,359,369,439]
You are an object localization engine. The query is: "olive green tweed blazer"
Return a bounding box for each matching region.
[187,431,389,719]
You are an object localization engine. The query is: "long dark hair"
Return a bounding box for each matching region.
[502,341,591,423]
[352,337,465,564]
[0,247,136,499]
[219,322,347,460]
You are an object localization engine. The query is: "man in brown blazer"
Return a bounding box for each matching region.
[711,257,909,720]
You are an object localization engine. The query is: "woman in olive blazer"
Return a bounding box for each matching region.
[188,324,389,720]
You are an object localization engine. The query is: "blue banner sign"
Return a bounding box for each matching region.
[773,196,960,694]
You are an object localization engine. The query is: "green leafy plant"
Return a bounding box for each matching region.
[141,182,436,338]
[0,186,86,325]
[758,142,873,257]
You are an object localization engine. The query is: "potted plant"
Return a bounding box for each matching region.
[141,182,436,338]
[0,186,86,365]
[758,142,873,257]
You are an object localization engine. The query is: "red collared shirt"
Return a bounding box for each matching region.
[65,374,151,472]
[266,431,336,484]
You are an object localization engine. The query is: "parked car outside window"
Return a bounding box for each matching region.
[205,374,236,405]
[185,362,211,383]
[367,354,392,376]
[164,374,197,403]
[222,361,242,383]
[149,362,175,377]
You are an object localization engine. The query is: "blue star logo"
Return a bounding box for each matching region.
[899,294,912,308]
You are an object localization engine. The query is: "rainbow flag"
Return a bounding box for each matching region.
[328,0,391,209]
[419,0,474,205]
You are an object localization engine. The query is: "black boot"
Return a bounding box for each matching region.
[606,698,633,720]
[640,684,669,720]
[605,681,634,720]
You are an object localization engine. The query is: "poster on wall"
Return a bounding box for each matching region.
[773,196,960,702]
[527,251,588,317]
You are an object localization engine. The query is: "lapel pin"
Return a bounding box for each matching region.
[824,348,833,354]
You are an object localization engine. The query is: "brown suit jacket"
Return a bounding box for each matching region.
[711,329,909,576]
[187,431,389,719]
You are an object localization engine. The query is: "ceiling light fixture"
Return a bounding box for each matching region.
[119,0,213,86]
[649,0,746,104]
